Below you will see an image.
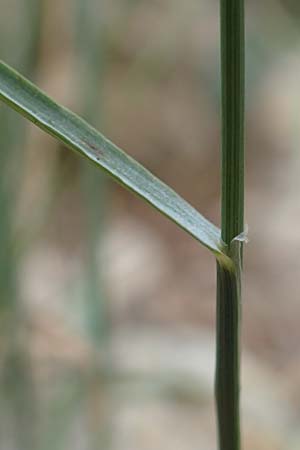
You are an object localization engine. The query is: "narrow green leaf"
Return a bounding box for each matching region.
[0,60,223,255]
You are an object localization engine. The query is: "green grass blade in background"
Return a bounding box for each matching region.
[0,2,42,449]
[73,0,109,347]
[0,60,223,256]
[73,1,112,448]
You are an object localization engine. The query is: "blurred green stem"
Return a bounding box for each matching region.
[74,0,109,349]
[0,1,42,448]
[74,2,111,449]
[215,1,245,449]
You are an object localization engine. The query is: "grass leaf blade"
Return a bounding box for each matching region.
[0,60,222,255]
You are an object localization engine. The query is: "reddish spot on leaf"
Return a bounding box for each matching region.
[81,138,103,160]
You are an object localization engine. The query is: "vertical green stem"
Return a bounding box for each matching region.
[221,0,245,243]
[216,1,245,450]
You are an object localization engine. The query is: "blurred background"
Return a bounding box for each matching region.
[1,0,300,449]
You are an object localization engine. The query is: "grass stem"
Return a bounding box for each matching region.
[216,1,245,449]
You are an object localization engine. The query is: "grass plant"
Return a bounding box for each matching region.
[73,0,109,349]
[0,2,42,449]
[73,2,112,448]
[0,1,245,448]
[215,1,244,449]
